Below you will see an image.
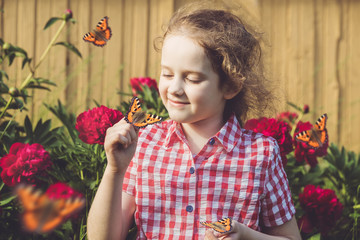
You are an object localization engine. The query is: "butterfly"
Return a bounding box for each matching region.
[124,96,162,128]
[83,16,112,47]
[200,217,233,234]
[15,184,85,233]
[295,113,328,149]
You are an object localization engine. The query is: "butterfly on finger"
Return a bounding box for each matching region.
[124,96,162,128]
[200,217,233,234]
[295,113,328,149]
[83,16,112,47]
[15,184,85,234]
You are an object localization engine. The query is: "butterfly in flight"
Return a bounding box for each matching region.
[83,16,112,47]
[124,96,162,128]
[15,184,85,233]
[200,217,233,234]
[295,113,328,149]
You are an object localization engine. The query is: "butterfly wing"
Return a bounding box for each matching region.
[133,113,162,128]
[40,198,85,233]
[295,113,328,149]
[125,97,142,125]
[83,32,96,43]
[200,217,233,234]
[96,16,112,41]
[16,185,85,233]
[83,16,112,47]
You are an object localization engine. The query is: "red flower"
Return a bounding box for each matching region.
[0,143,52,186]
[75,105,124,145]
[130,77,159,95]
[294,121,328,167]
[46,182,83,199]
[299,185,343,235]
[244,117,293,166]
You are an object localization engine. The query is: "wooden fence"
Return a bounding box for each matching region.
[1,0,359,152]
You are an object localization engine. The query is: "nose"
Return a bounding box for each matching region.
[168,75,184,96]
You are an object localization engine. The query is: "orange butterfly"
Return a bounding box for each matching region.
[125,97,162,128]
[15,184,85,233]
[83,16,112,47]
[295,113,328,149]
[200,217,233,234]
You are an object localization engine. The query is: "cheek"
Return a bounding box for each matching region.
[158,79,167,100]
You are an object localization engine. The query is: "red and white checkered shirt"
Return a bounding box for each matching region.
[123,114,295,239]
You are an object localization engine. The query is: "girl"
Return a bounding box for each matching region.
[87,4,301,240]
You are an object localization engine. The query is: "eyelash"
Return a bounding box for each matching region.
[161,74,201,84]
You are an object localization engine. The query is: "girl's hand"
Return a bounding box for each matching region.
[204,220,242,240]
[104,119,139,174]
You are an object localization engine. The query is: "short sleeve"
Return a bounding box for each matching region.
[260,139,295,227]
[122,158,137,196]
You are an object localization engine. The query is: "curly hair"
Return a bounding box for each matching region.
[155,4,277,125]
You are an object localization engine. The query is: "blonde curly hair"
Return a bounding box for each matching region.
[156,4,277,125]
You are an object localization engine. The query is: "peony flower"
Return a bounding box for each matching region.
[0,143,52,186]
[75,105,123,145]
[46,182,83,199]
[130,77,159,95]
[299,185,343,235]
[293,121,328,167]
[244,117,293,166]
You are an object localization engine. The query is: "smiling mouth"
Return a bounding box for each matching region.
[168,98,189,105]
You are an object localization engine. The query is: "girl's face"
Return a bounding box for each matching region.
[159,34,232,125]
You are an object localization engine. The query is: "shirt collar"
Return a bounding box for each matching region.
[164,113,242,152]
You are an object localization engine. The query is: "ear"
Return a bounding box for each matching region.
[223,84,242,100]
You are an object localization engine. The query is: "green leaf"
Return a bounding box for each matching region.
[24,115,33,141]
[54,42,82,58]
[44,17,62,30]
[0,70,9,81]
[0,194,17,206]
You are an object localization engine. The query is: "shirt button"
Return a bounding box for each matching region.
[209,138,215,145]
[189,167,195,174]
[186,205,193,212]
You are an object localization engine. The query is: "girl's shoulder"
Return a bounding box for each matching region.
[240,128,279,149]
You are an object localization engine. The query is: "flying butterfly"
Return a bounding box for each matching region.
[83,16,112,47]
[124,96,162,128]
[200,217,233,234]
[15,184,85,233]
[295,113,328,149]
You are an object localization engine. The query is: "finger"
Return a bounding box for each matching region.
[128,125,139,143]
[205,229,218,240]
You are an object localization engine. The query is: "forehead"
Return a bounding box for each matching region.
[161,34,212,72]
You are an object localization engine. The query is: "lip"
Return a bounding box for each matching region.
[168,98,189,106]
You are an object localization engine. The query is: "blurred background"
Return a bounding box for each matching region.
[0,0,359,152]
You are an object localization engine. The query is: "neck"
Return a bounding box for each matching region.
[180,114,225,154]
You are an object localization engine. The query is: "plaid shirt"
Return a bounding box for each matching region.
[123,114,295,239]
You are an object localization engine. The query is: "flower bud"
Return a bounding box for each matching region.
[2,42,10,50]
[8,87,20,97]
[62,9,73,21]
[303,104,309,114]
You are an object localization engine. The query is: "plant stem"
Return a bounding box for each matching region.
[20,20,67,90]
[0,96,13,120]
[0,19,67,121]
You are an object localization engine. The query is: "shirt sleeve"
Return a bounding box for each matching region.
[260,138,296,227]
[122,157,137,196]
